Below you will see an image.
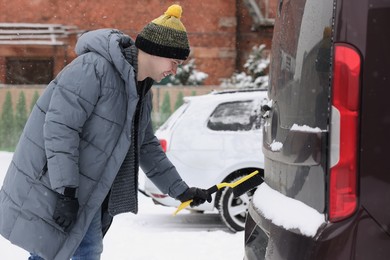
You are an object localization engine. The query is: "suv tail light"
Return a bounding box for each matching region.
[329,44,361,222]
[151,193,168,199]
[159,139,167,152]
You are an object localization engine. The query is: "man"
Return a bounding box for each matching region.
[0,4,211,260]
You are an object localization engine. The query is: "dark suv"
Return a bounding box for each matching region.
[244,0,390,259]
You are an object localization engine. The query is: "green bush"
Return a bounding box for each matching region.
[166,59,208,86]
[0,91,16,150]
[15,91,28,140]
[30,90,40,112]
[221,44,270,89]
[151,92,172,131]
[174,91,184,110]
[160,92,172,124]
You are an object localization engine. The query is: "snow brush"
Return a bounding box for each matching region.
[173,170,262,216]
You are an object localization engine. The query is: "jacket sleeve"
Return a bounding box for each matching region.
[44,58,101,193]
[139,120,189,198]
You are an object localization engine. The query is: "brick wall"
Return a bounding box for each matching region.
[0,0,276,85]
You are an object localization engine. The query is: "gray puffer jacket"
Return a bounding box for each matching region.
[0,29,188,260]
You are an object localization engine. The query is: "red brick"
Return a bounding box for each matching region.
[0,0,277,85]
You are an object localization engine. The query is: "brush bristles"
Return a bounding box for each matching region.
[232,174,263,197]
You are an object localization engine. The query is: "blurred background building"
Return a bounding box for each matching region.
[0,0,276,85]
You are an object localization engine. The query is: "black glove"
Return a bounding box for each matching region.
[53,188,79,232]
[177,187,212,207]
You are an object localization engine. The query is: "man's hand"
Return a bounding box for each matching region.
[177,187,212,207]
[53,189,79,232]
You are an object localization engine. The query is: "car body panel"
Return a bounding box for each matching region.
[264,0,333,212]
[245,0,390,259]
[358,4,390,233]
[246,204,390,260]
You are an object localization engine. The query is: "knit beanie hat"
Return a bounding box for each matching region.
[135,4,190,60]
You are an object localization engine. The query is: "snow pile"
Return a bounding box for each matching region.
[252,183,325,237]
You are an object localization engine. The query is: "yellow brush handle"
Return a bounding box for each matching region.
[216,170,259,190]
[172,170,259,216]
[173,200,193,216]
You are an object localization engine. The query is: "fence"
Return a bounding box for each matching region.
[0,84,220,114]
[0,23,78,45]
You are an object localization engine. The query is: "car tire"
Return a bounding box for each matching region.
[218,176,256,232]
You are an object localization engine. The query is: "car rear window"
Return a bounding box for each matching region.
[269,0,333,130]
[158,102,189,132]
[207,100,262,131]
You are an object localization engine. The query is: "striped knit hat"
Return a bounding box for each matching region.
[135,4,190,60]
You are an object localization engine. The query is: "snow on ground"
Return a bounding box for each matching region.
[0,152,244,260]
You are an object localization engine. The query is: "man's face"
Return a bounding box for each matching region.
[149,55,183,82]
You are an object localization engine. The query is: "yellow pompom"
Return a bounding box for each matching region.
[164,4,182,19]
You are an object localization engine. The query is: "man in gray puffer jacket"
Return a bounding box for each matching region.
[0,4,211,260]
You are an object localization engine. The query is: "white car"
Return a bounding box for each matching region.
[142,89,268,232]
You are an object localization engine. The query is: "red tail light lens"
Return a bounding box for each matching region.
[159,139,167,152]
[329,44,361,222]
[151,193,168,199]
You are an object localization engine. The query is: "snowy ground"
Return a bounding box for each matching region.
[0,152,244,260]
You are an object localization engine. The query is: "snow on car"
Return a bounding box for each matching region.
[141,89,268,232]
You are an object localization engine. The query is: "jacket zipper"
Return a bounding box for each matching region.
[38,163,48,180]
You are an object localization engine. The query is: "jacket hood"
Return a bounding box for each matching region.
[75,29,136,84]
